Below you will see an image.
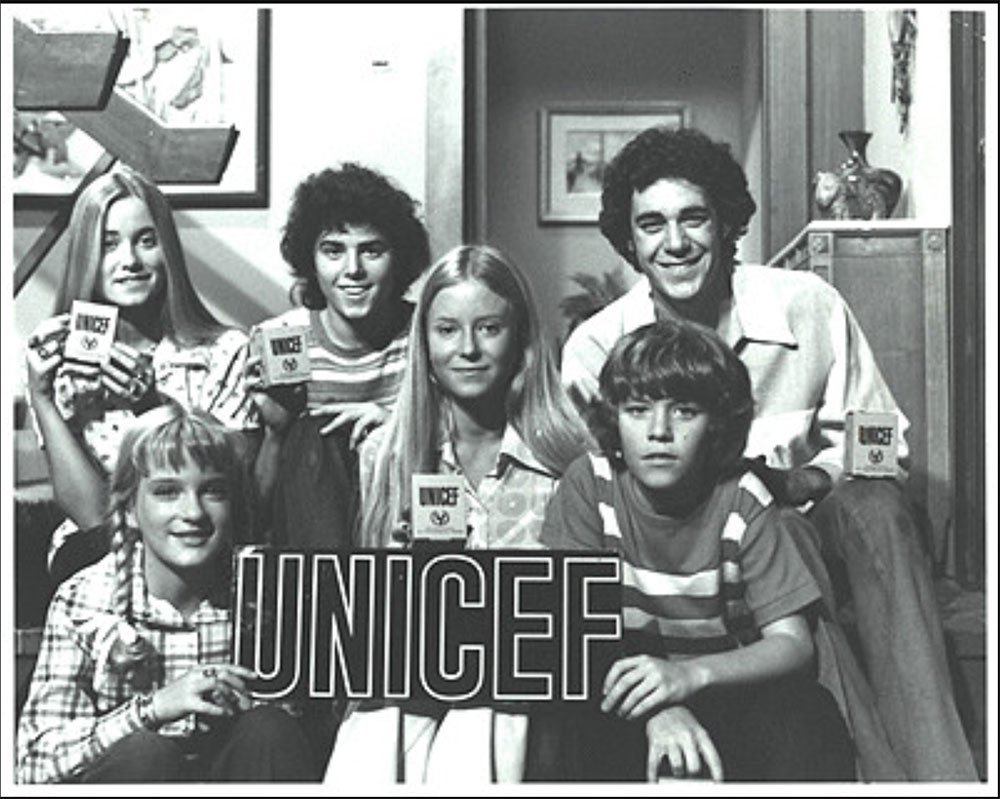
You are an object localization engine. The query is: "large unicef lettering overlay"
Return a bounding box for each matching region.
[232,547,622,703]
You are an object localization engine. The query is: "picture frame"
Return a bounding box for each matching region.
[13,7,270,209]
[538,102,688,224]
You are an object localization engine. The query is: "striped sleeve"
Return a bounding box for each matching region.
[737,472,821,629]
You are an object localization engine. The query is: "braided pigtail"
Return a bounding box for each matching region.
[106,501,161,693]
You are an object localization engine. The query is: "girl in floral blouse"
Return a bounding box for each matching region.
[24,167,253,582]
[326,245,593,785]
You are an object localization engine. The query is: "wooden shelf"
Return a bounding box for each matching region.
[769,222,953,566]
[14,17,128,111]
[64,90,238,184]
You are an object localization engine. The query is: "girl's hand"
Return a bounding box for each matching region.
[102,342,157,407]
[645,705,723,782]
[149,664,256,726]
[602,654,705,720]
[25,315,71,400]
[316,402,388,448]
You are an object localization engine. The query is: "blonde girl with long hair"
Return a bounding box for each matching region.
[24,166,252,582]
[327,244,593,785]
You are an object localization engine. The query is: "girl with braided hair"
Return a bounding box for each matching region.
[16,404,318,783]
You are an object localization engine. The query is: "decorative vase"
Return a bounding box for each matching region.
[813,130,902,221]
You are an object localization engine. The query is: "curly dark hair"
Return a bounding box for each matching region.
[280,163,430,310]
[594,319,754,480]
[599,127,757,274]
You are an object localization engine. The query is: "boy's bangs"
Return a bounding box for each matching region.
[608,346,725,411]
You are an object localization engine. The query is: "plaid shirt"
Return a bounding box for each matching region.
[16,544,233,784]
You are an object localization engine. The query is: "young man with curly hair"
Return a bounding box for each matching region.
[560,126,976,781]
[248,163,430,550]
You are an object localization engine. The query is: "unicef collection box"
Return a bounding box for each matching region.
[411,474,467,540]
[845,410,899,478]
[250,325,311,386]
[64,300,118,364]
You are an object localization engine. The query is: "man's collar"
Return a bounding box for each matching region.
[729,265,797,347]
[639,268,797,348]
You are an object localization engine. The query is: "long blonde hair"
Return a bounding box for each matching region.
[55,166,226,346]
[359,244,592,547]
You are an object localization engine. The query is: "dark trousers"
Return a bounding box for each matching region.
[258,415,358,550]
[79,706,320,783]
[528,674,855,782]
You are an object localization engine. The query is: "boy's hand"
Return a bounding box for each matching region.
[602,654,705,719]
[245,353,306,432]
[645,705,723,782]
[746,458,832,505]
[316,401,388,449]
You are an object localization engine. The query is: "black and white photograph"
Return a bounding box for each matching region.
[4,3,995,793]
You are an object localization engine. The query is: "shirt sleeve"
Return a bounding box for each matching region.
[560,324,612,421]
[539,456,606,551]
[738,506,822,630]
[198,329,255,430]
[810,297,911,483]
[16,593,144,784]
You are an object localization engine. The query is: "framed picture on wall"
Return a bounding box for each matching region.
[538,102,688,224]
[13,7,270,209]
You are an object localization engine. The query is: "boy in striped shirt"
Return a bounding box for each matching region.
[540,320,853,782]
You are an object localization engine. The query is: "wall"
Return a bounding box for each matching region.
[484,9,755,345]
[863,7,952,223]
[10,5,465,390]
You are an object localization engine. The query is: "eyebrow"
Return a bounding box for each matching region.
[430,312,507,323]
[318,231,388,242]
[103,225,156,237]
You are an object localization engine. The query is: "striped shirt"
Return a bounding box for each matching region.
[16,545,233,784]
[258,305,411,411]
[540,454,821,657]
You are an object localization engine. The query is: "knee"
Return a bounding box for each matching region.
[213,705,320,781]
[814,479,925,558]
[228,705,308,749]
[738,680,856,781]
[82,730,186,782]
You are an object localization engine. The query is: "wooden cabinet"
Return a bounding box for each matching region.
[768,221,952,563]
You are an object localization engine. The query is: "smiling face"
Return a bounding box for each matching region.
[314,223,396,326]
[95,196,166,309]
[127,456,233,585]
[426,279,518,404]
[618,397,711,509]
[630,177,723,306]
